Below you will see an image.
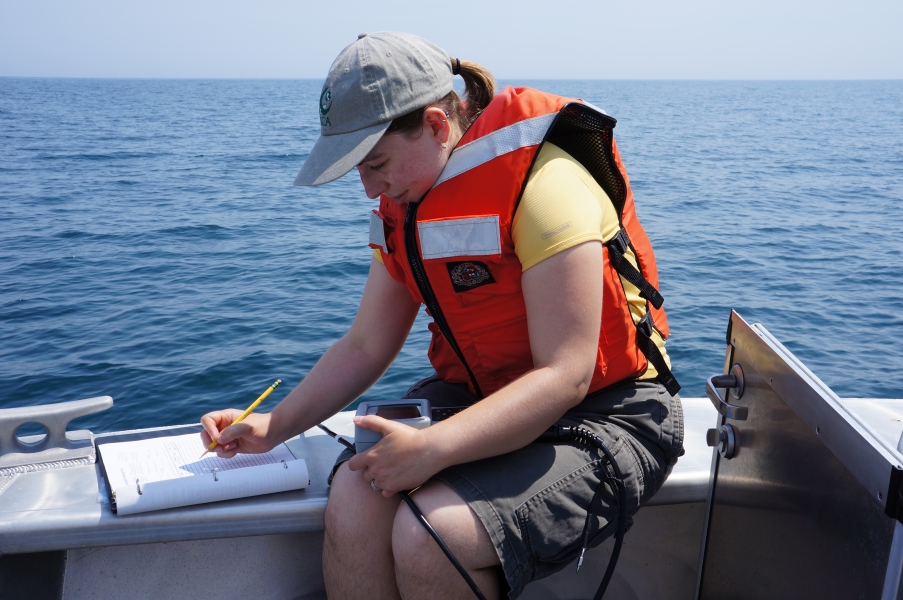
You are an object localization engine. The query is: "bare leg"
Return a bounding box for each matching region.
[323,462,403,600]
[392,480,502,600]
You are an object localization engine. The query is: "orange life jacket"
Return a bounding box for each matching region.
[369,87,679,399]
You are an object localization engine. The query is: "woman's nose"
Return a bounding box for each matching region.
[358,168,387,199]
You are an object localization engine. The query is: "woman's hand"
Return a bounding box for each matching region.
[347,415,440,496]
[200,410,280,458]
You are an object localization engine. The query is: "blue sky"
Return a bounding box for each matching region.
[2,0,901,79]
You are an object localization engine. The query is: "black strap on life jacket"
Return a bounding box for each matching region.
[605,229,664,310]
[604,228,681,396]
[635,313,681,396]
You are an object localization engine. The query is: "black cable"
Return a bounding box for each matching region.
[317,423,355,451]
[320,422,627,600]
[398,491,489,600]
[541,426,627,600]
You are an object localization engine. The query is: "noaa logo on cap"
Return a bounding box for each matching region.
[319,88,333,127]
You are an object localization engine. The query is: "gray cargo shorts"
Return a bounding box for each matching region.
[331,374,684,600]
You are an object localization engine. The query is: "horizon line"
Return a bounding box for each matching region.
[2,75,902,82]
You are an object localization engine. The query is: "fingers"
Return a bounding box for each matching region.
[200,410,239,441]
[347,451,367,472]
[218,421,253,445]
[213,441,240,458]
[344,457,395,496]
[346,452,379,490]
[200,415,226,449]
[345,420,424,491]
[346,453,396,495]
[352,415,397,434]
[199,410,251,457]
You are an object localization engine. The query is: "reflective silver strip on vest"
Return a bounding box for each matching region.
[433,113,558,188]
[418,216,501,260]
[369,211,387,253]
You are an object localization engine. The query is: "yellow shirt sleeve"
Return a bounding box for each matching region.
[372,248,384,264]
[511,142,669,380]
[512,143,620,271]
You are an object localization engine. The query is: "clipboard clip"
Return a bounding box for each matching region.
[136,478,143,495]
[282,460,288,469]
[212,468,219,482]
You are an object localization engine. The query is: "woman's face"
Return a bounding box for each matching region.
[356,107,456,205]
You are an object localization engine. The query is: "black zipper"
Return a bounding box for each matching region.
[404,202,483,399]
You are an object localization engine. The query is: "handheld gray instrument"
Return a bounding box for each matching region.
[354,399,432,452]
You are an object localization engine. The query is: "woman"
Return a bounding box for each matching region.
[202,31,683,600]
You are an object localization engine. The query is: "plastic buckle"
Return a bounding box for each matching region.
[608,228,630,255]
[636,313,655,338]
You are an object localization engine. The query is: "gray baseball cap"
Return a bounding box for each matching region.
[294,32,454,187]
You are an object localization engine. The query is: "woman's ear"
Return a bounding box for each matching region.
[423,106,451,146]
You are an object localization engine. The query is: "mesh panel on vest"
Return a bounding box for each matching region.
[545,104,627,220]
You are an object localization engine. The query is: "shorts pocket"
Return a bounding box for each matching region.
[652,385,685,469]
[622,435,652,504]
[515,438,624,578]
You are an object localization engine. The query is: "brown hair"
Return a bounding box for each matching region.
[386,59,496,137]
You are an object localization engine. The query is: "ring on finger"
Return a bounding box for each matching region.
[371,479,383,492]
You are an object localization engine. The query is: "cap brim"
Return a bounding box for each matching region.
[294,120,392,186]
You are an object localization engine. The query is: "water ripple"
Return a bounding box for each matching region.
[1,78,901,434]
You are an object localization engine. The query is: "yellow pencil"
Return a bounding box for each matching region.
[199,379,282,459]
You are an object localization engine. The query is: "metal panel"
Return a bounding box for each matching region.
[697,311,900,599]
[521,503,706,600]
[750,324,903,515]
[61,532,325,600]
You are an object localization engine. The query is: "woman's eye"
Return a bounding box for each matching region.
[370,162,387,172]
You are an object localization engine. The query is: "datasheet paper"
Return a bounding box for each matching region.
[99,432,309,516]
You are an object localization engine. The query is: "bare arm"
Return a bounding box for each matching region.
[349,240,603,493]
[201,257,421,455]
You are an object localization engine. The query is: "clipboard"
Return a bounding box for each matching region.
[95,425,310,516]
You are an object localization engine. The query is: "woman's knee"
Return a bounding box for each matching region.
[391,482,499,574]
[392,496,444,575]
[392,484,502,600]
[326,462,398,545]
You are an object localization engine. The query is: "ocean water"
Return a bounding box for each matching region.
[1,78,901,436]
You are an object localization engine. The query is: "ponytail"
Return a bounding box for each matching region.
[387,59,496,137]
[456,60,496,123]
